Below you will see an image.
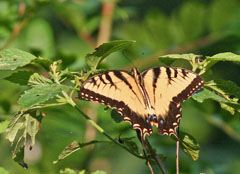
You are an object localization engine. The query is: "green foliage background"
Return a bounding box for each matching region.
[1,0,240,174]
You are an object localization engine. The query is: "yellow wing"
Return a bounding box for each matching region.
[141,66,204,136]
[79,70,153,137]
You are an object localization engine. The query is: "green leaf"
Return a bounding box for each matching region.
[86,40,135,70]
[209,52,240,62]
[18,84,70,110]
[179,131,199,161]
[60,168,78,174]
[4,71,34,85]
[121,137,140,155]
[0,48,37,70]
[0,120,10,134]
[0,167,9,174]
[25,19,55,58]
[13,146,28,169]
[28,73,53,86]
[91,171,106,174]
[31,57,53,70]
[54,140,105,164]
[6,122,24,143]
[25,114,41,147]
[111,109,123,123]
[208,80,240,99]
[159,53,199,61]
[192,88,228,103]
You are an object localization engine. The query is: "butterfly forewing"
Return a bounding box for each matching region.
[141,66,204,136]
[79,70,152,136]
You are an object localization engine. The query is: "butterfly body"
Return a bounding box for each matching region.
[79,66,204,140]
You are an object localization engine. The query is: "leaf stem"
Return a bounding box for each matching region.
[145,138,167,174]
[74,104,145,159]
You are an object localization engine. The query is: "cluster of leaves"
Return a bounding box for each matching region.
[60,168,105,174]
[1,40,240,173]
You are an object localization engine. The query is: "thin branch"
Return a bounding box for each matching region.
[74,104,145,159]
[97,0,116,46]
[145,138,167,174]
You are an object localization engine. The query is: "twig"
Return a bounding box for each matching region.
[74,104,145,159]
[176,140,179,174]
[145,138,167,174]
[97,0,116,46]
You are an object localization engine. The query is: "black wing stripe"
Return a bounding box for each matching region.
[174,68,178,78]
[173,76,204,103]
[181,68,187,78]
[166,67,172,80]
[153,67,160,88]
[99,75,107,84]
[104,73,115,86]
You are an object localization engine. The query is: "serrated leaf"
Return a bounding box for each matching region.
[28,73,53,86]
[54,140,105,164]
[13,146,28,169]
[179,131,199,161]
[111,109,123,123]
[4,71,34,85]
[0,167,9,174]
[159,53,199,61]
[0,48,36,70]
[86,40,135,70]
[0,120,10,134]
[208,80,240,99]
[18,84,70,110]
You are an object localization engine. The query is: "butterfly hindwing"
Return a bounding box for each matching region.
[141,66,204,136]
[79,70,153,137]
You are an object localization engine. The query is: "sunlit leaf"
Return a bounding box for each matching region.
[6,122,24,143]
[86,40,136,70]
[0,48,36,70]
[54,140,106,164]
[4,71,34,85]
[209,52,240,62]
[91,171,106,174]
[192,88,228,103]
[159,53,199,61]
[28,73,53,86]
[25,114,41,147]
[18,84,71,110]
[179,131,199,161]
[0,120,10,134]
[0,167,9,174]
[60,168,78,174]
